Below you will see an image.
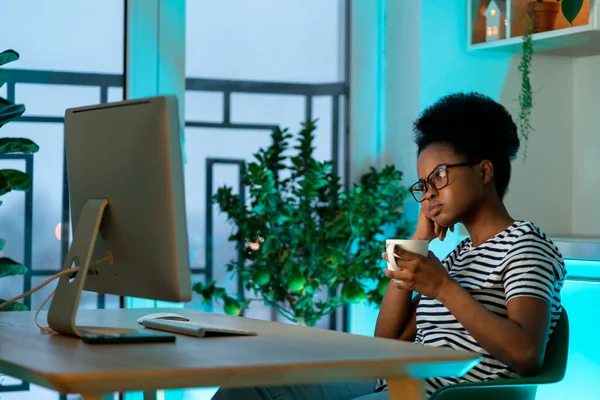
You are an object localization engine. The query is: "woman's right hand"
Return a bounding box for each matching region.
[412,208,454,242]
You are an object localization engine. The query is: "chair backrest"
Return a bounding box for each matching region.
[536,307,569,383]
[430,307,569,400]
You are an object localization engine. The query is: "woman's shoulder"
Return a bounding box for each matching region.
[510,220,559,247]
[503,220,567,283]
[507,220,566,266]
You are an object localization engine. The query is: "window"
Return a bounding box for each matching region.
[0,2,124,398]
[184,0,349,330]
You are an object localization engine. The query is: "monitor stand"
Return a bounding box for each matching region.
[46,199,168,342]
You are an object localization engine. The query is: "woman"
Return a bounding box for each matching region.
[212,92,566,400]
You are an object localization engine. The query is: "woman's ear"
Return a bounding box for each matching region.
[480,160,494,184]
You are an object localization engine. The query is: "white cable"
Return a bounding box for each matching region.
[0,251,114,334]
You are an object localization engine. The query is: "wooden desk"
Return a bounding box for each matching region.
[0,308,479,400]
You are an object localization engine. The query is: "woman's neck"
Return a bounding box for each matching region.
[463,196,515,247]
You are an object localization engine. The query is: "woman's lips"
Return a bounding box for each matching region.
[428,204,443,216]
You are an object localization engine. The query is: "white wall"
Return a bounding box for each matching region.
[382,0,421,214]
[349,0,422,191]
[349,0,382,185]
[500,55,574,238]
[348,0,383,335]
[572,55,600,237]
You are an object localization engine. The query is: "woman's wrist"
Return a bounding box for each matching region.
[435,277,460,304]
[411,234,431,242]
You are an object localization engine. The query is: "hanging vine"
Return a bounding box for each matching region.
[517,15,534,159]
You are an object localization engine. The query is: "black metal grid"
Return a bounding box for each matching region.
[204,158,246,309]
[0,70,122,397]
[186,79,348,328]
[2,69,123,311]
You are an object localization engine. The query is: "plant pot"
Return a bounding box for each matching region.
[526,1,561,33]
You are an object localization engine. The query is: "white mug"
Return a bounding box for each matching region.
[385,239,429,282]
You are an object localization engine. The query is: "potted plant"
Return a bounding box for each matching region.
[192,122,411,327]
[526,0,584,33]
[0,49,39,311]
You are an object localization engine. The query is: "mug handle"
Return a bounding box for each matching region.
[387,244,400,271]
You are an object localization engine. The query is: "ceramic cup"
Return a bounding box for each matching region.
[385,239,429,282]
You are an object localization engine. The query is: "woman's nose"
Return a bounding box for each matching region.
[426,186,438,200]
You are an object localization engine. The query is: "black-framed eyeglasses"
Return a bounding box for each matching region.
[410,162,479,203]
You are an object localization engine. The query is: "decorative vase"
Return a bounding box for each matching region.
[526,1,560,33]
[473,14,487,43]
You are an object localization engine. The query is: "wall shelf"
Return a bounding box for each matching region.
[554,237,600,260]
[468,0,600,56]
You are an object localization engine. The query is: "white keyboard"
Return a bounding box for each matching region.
[141,318,257,338]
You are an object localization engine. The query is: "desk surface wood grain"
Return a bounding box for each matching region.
[0,308,479,396]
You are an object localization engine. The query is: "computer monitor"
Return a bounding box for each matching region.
[47,95,192,338]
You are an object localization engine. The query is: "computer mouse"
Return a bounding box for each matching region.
[136,312,190,324]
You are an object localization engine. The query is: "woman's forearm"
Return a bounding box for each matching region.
[397,295,419,341]
[374,283,413,339]
[437,279,546,376]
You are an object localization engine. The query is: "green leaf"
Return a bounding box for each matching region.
[276,215,290,224]
[0,238,5,251]
[0,257,28,277]
[562,0,584,25]
[252,203,266,215]
[0,169,32,191]
[0,300,28,311]
[0,49,19,67]
[0,138,39,155]
[0,100,26,128]
[0,172,9,196]
[223,297,243,316]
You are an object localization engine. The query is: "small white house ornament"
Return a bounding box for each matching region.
[484,0,507,41]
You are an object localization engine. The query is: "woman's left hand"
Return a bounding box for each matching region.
[384,246,454,300]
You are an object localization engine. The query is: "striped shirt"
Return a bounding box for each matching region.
[375,220,566,398]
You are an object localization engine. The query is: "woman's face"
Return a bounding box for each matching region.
[414,143,485,227]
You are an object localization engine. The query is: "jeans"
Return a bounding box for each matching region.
[211,380,389,400]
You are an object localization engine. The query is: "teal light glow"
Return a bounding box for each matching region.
[536,259,600,399]
[419,0,512,111]
[375,0,386,157]
[124,388,218,400]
